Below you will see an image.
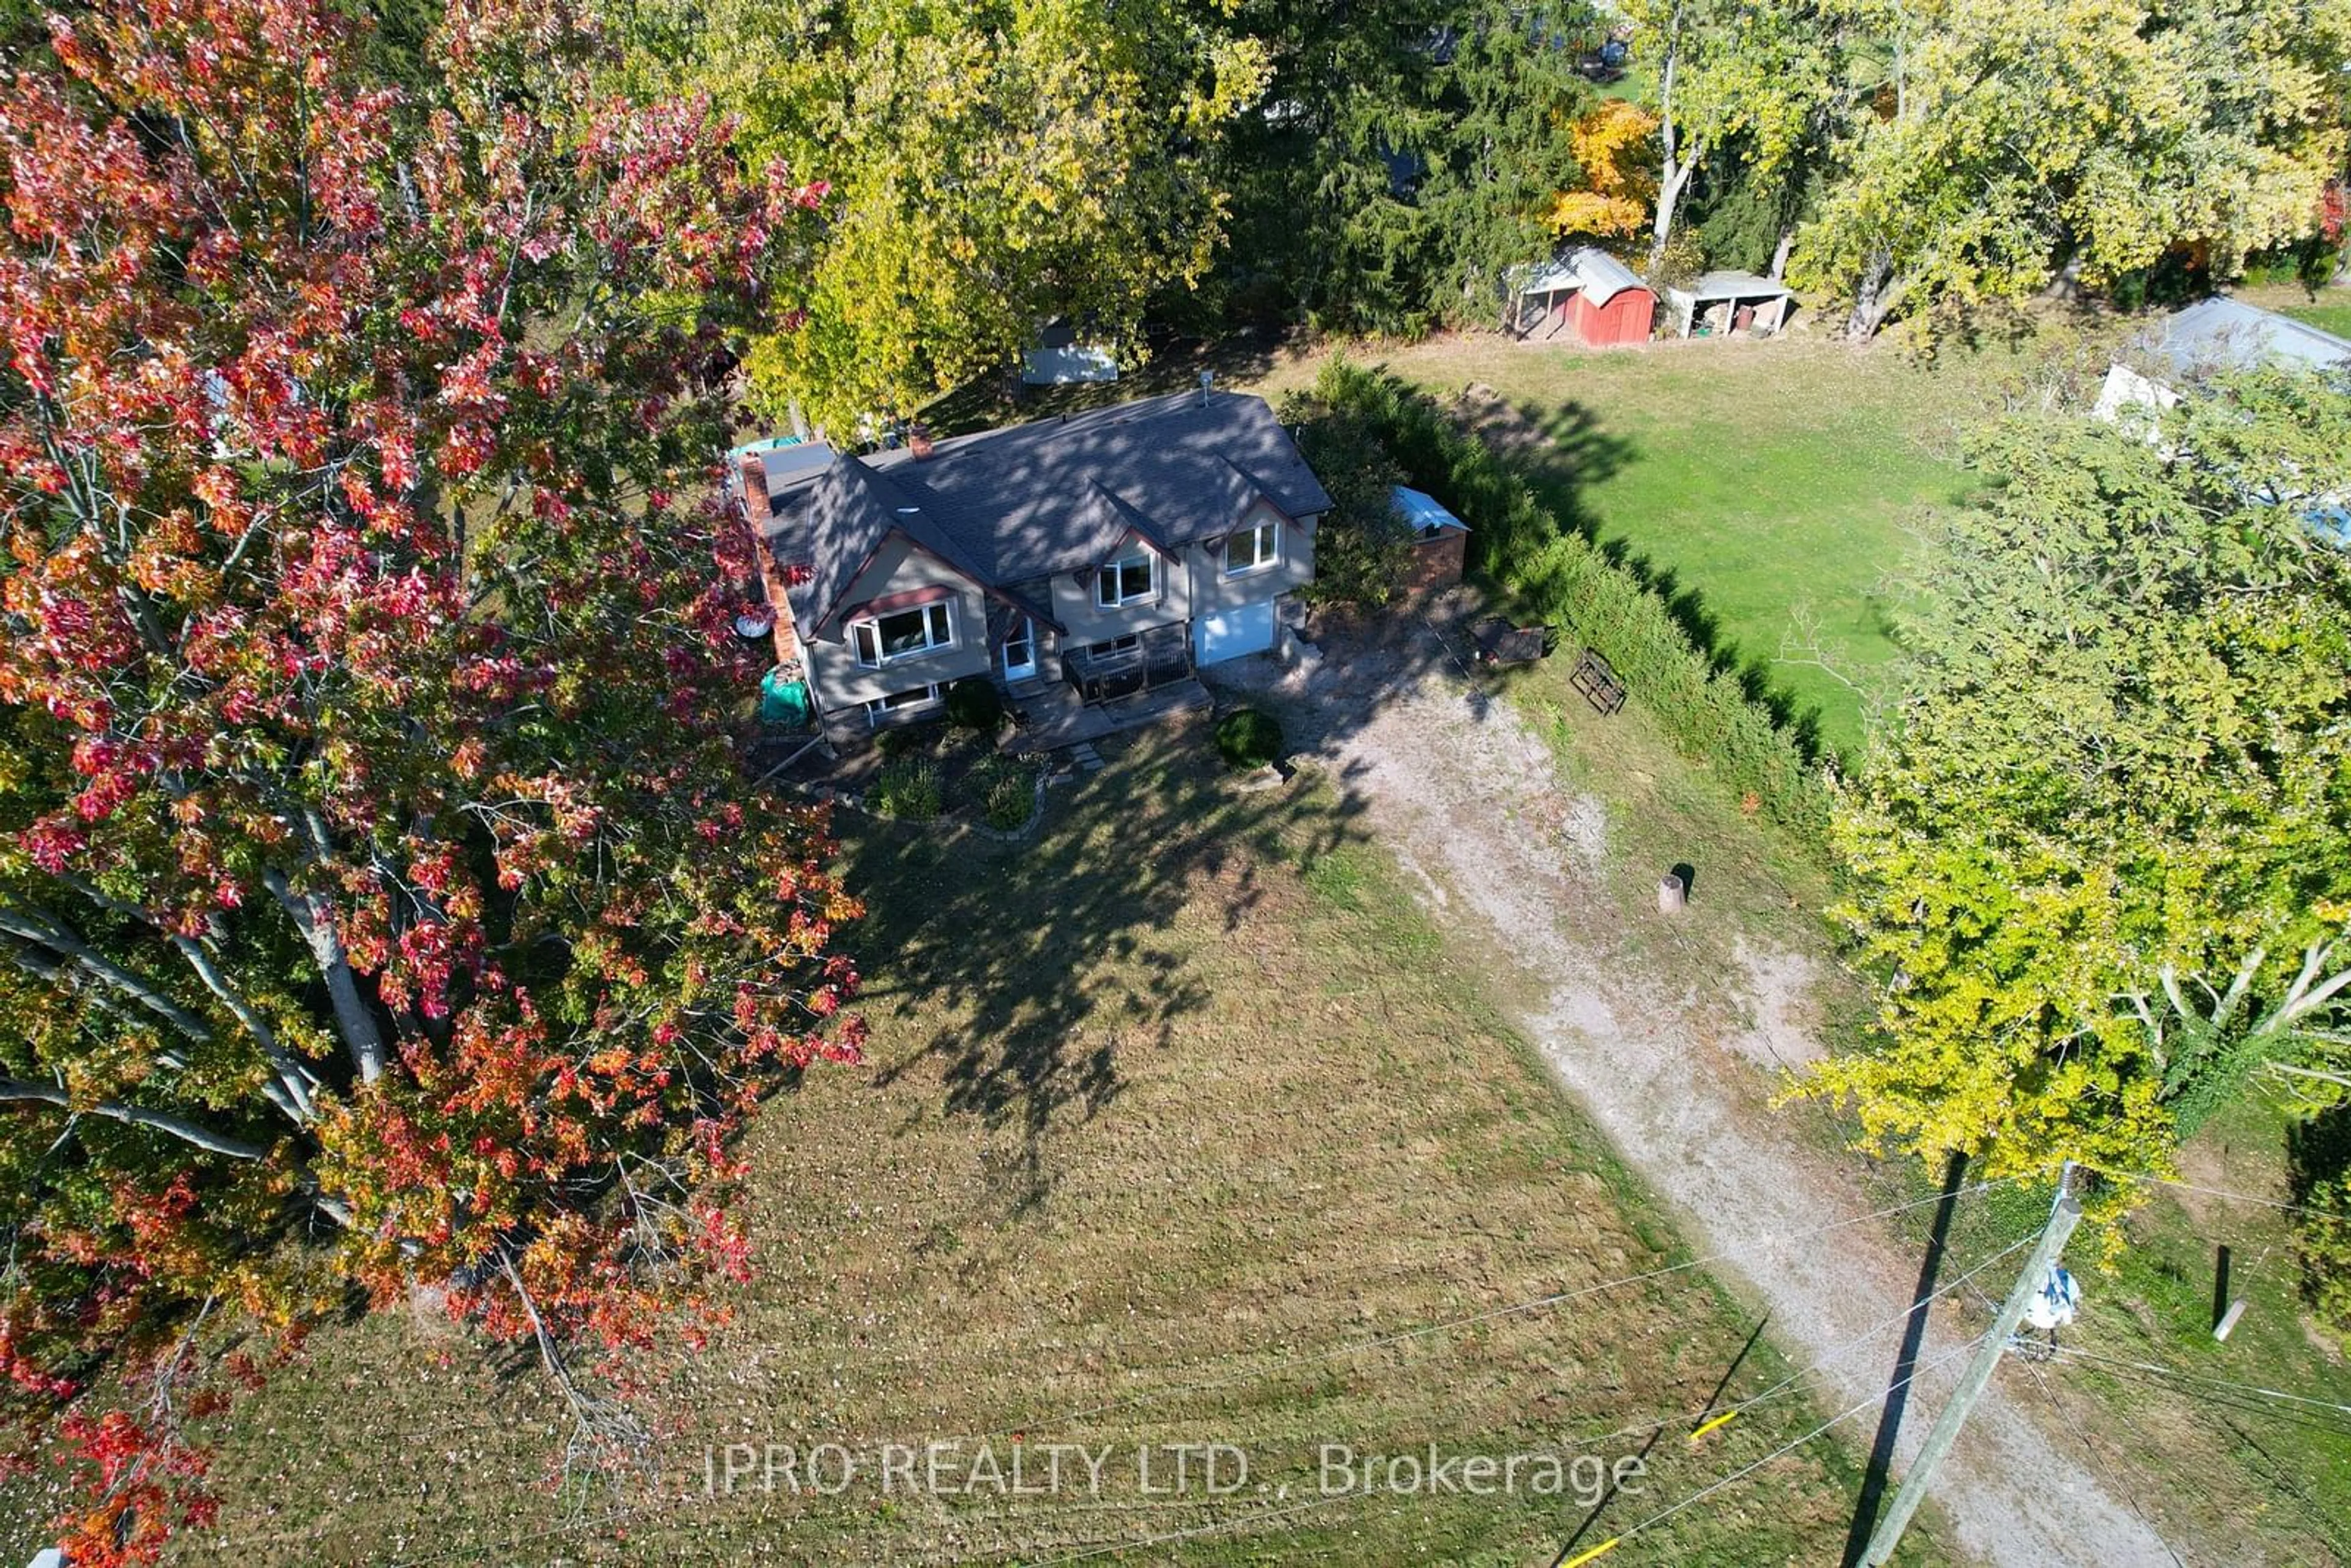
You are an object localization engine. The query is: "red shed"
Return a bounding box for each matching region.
[1560,247,1655,347]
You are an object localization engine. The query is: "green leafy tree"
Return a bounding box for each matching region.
[1620,0,1843,272]
[1794,0,2351,336]
[1801,372,2351,1184]
[1204,0,1448,332]
[621,0,1269,432]
[1212,0,1597,333]
[1279,387,1412,607]
[1420,2,1600,314]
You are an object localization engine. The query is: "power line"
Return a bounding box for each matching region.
[1025,1251,2034,1567]
[2046,1346,2351,1422]
[1547,1335,1991,1568]
[1943,1261,2192,1568]
[2089,1168,2337,1224]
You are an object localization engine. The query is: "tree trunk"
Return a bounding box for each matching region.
[264,871,389,1084]
[1843,246,1901,337]
[1769,227,1795,283]
[1649,160,1695,271]
[1648,18,1687,272]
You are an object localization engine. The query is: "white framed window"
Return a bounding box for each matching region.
[863,683,942,723]
[1224,520,1280,576]
[849,601,954,667]
[1095,552,1155,608]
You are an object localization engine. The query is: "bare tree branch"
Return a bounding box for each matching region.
[0,1079,267,1161]
[168,936,320,1122]
[0,906,214,1043]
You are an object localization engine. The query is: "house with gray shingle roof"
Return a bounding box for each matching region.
[735,389,1330,746]
[2096,295,2351,421]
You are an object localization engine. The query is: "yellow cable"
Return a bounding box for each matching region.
[1688,1410,1737,1442]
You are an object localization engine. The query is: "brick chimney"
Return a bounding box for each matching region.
[907,423,935,460]
[737,449,768,520]
[755,541,800,665]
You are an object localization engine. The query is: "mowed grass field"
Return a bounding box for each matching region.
[2282,298,2351,337]
[1249,332,2000,761]
[148,722,1942,1566]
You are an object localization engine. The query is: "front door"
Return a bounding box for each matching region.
[1002,617,1037,681]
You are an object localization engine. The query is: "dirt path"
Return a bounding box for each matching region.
[1218,630,2179,1568]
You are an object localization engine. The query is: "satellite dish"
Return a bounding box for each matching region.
[734,609,776,641]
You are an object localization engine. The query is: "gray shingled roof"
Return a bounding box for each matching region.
[755,391,1332,632]
[2148,296,2351,378]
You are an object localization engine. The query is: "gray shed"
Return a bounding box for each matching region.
[1663,271,1794,338]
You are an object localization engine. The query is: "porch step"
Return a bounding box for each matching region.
[1068,742,1106,773]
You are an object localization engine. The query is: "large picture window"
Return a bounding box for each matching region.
[1224,520,1280,575]
[850,601,954,667]
[1095,552,1155,607]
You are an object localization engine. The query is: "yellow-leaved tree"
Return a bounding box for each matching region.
[1549,100,1660,240]
[618,0,1270,432]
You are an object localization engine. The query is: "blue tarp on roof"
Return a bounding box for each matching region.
[1392,484,1467,538]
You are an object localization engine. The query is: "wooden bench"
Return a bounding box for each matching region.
[1569,647,1626,715]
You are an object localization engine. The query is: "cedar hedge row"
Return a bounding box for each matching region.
[1313,359,1833,843]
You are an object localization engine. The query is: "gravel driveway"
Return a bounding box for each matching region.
[1212,617,2180,1568]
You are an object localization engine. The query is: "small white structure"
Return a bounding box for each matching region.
[1021,319,1119,385]
[1664,270,1794,338]
[1021,345,1119,385]
[2023,1266,2081,1333]
[2090,362,2182,424]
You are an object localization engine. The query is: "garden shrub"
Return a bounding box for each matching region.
[1309,358,1832,844]
[1277,391,1412,607]
[871,757,942,820]
[945,676,1005,732]
[975,757,1037,831]
[2297,1177,2351,1342]
[1215,708,1283,771]
[2290,1108,2351,1344]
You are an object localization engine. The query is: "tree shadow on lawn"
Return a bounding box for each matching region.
[848,715,1382,1214]
[1472,385,1834,762]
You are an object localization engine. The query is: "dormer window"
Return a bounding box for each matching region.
[1224,520,1280,576]
[850,601,954,667]
[1095,552,1155,607]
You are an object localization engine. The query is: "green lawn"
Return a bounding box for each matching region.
[2226,280,2351,342]
[2281,299,2351,338]
[1248,333,2003,761]
[149,720,1937,1566]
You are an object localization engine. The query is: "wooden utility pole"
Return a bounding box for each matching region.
[1859,1163,2082,1567]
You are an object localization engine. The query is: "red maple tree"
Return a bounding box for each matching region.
[0,0,851,1556]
